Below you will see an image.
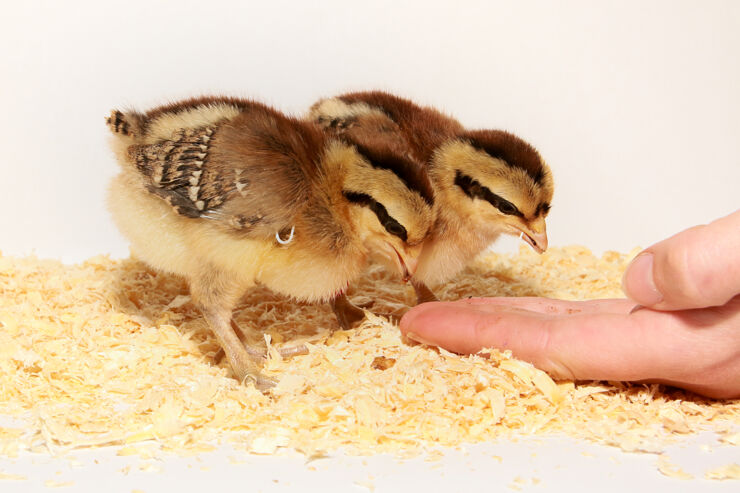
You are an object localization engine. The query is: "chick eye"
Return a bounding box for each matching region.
[537,202,551,217]
[383,219,408,242]
[497,200,518,215]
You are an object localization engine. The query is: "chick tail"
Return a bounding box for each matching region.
[105,109,143,138]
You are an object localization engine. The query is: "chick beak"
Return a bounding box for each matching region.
[400,255,418,282]
[389,244,420,282]
[516,219,548,254]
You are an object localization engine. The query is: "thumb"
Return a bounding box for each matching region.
[622,209,740,310]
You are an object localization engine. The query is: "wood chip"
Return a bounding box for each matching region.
[44,480,74,488]
[719,431,740,446]
[656,454,693,480]
[371,356,395,370]
[705,463,740,481]
[0,471,27,481]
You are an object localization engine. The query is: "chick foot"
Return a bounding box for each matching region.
[412,279,439,304]
[213,319,309,366]
[201,307,276,391]
[331,294,413,327]
[330,294,368,330]
[230,319,309,359]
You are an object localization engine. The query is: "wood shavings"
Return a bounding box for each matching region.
[0,246,738,466]
[354,478,376,491]
[166,295,191,309]
[117,444,162,459]
[0,471,27,481]
[425,449,445,462]
[656,454,694,480]
[508,475,541,490]
[139,462,163,473]
[658,407,692,434]
[705,463,740,480]
[44,479,74,488]
[719,430,740,446]
[508,476,527,491]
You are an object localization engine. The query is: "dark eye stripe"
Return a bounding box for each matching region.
[350,142,435,207]
[343,191,408,242]
[454,171,523,217]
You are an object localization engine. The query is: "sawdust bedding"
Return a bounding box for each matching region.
[0,246,737,476]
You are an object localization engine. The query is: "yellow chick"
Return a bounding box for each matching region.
[106,96,434,388]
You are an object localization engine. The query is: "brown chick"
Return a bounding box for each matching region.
[308,91,553,303]
[105,96,434,389]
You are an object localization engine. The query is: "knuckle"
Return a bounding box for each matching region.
[533,323,553,356]
[537,321,576,380]
[658,226,712,306]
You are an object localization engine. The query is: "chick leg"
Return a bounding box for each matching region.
[330,293,368,330]
[190,272,274,390]
[411,279,439,304]
[202,308,275,390]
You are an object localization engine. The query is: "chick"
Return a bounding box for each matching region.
[105,96,434,388]
[308,91,553,303]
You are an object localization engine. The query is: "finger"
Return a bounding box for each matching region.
[400,300,740,398]
[457,297,637,316]
[401,301,556,355]
[622,209,740,311]
[401,301,656,380]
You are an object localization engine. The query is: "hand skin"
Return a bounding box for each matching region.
[400,210,740,399]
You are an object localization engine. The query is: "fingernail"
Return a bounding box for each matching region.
[405,332,435,346]
[622,252,663,306]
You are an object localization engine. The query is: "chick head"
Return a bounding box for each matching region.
[431,129,553,253]
[338,140,434,280]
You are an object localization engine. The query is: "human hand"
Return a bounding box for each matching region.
[400,210,740,398]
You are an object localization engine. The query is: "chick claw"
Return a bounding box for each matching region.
[230,319,309,360]
[212,321,308,381]
[249,374,278,392]
[201,308,274,391]
[368,313,394,325]
[242,341,310,360]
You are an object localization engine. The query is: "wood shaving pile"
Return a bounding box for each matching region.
[0,246,738,474]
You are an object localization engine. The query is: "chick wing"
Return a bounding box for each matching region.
[122,105,317,240]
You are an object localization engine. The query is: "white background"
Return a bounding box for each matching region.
[1,1,739,491]
[1,0,738,262]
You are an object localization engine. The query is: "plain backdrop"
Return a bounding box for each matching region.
[1,0,739,262]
